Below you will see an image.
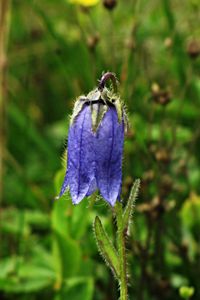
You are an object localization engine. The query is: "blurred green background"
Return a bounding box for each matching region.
[1,0,200,299]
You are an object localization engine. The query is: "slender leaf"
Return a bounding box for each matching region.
[123,179,140,233]
[94,216,120,279]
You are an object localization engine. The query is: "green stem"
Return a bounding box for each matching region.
[115,202,128,300]
[98,72,118,94]
[0,0,11,258]
[0,0,11,204]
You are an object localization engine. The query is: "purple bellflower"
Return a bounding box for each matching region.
[59,73,127,206]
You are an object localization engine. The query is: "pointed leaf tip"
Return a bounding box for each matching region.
[123,179,140,233]
[94,216,120,279]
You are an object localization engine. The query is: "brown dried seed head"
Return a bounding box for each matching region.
[87,33,100,50]
[151,83,171,106]
[103,0,117,10]
[187,40,200,59]
[155,148,170,164]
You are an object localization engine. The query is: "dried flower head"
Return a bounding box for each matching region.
[103,0,117,10]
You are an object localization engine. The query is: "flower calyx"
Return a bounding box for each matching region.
[70,72,125,133]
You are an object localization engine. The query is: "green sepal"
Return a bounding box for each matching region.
[87,88,108,133]
[123,179,140,233]
[70,86,125,130]
[113,96,123,123]
[123,108,129,134]
[90,103,108,133]
[87,89,101,102]
[70,96,87,125]
[101,88,124,125]
[93,216,120,280]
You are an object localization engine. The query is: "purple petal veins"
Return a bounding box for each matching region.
[65,104,95,204]
[59,103,124,206]
[86,178,97,196]
[94,107,124,206]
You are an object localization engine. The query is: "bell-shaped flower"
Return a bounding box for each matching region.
[59,73,126,206]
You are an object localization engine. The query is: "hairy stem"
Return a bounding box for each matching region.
[98,72,118,94]
[115,202,128,300]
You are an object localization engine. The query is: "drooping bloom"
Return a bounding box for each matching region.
[59,73,126,206]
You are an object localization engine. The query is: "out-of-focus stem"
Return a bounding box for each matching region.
[0,0,11,204]
[162,0,186,84]
[115,202,128,300]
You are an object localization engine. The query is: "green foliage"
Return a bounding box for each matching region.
[94,216,120,279]
[179,286,195,300]
[123,179,140,233]
[1,0,200,299]
[57,277,94,300]
[180,193,200,229]
[93,180,140,282]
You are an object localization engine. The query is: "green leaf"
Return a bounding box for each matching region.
[8,102,54,158]
[25,210,50,228]
[180,193,200,229]
[0,256,21,279]
[0,255,55,293]
[52,198,81,283]
[53,231,81,281]
[179,286,195,299]
[56,277,94,300]
[51,193,81,283]
[93,216,120,279]
[70,199,90,240]
[0,208,30,236]
[123,179,140,233]
[54,170,90,240]
[32,245,55,273]
[52,194,70,237]
[0,277,53,293]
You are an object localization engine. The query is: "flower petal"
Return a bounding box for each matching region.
[59,170,69,197]
[86,178,97,196]
[67,104,95,204]
[95,107,124,206]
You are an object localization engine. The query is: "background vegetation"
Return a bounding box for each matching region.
[1,0,200,299]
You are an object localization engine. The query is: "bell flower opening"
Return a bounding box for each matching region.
[59,73,126,206]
